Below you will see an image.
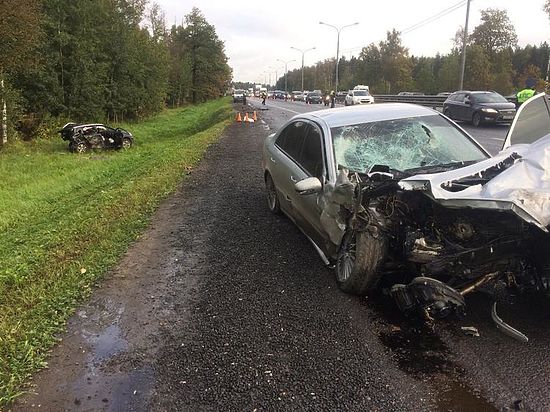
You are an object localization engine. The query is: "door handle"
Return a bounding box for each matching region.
[270,156,276,163]
[290,176,297,183]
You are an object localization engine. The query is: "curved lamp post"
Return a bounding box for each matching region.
[290,46,316,92]
[319,21,359,92]
[277,58,296,94]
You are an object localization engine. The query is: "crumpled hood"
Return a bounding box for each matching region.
[399,134,550,231]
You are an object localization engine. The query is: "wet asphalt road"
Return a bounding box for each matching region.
[15,101,550,411]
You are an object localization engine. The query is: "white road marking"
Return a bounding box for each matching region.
[267,102,300,114]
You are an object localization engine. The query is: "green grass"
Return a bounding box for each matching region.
[0,98,232,405]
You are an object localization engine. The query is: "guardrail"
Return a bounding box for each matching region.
[372,94,518,108]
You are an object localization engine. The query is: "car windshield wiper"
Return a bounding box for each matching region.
[405,160,479,174]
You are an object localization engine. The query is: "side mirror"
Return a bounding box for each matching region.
[295,177,322,195]
[464,99,471,105]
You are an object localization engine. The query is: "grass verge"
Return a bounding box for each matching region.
[0,98,232,405]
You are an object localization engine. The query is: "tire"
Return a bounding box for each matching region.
[74,141,89,153]
[472,112,482,127]
[336,230,387,295]
[121,137,133,150]
[443,107,451,118]
[265,174,281,214]
[344,100,348,106]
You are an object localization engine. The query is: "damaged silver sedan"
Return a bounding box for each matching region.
[262,95,550,340]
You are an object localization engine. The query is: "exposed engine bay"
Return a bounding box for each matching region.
[330,135,550,342]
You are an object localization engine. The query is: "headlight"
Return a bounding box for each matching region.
[481,108,498,114]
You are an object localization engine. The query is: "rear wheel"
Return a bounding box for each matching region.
[472,112,482,127]
[336,230,387,295]
[265,174,281,214]
[121,137,132,150]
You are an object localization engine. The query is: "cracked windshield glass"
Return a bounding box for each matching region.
[332,115,488,172]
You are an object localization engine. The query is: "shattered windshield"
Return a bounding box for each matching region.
[331,115,488,173]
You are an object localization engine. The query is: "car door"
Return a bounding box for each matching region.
[270,120,309,220]
[464,93,476,121]
[448,93,464,120]
[290,122,328,248]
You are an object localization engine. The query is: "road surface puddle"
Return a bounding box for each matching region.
[88,324,129,362]
[379,326,495,410]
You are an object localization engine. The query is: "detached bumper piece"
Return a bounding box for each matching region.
[391,277,466,320]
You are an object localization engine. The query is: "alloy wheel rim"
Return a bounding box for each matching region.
[266,178,276,210]
[337,235,356,282]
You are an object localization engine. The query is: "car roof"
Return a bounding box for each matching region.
[300,103,439,128]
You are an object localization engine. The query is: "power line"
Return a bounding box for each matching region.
[401,0,468,35]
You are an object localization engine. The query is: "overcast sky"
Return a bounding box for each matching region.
[156,0,550,83]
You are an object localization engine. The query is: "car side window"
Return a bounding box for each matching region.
[275,121,308,162]
[299,125,324,179]
[275,127,288,149]
[454,93,464,102]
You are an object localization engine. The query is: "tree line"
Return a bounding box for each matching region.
[275,8,549,96]
[0,1,231,143]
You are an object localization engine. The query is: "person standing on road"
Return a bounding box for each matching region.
[261,91,266,105]
[330,90,336,108]
[243,93,247,106]
[516,81,536,107]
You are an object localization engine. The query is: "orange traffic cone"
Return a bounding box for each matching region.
[236,112,242,122]
[253,111,257,121]
[244,113,249,123]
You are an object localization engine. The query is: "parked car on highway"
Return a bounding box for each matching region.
[262,96,550,340]
[306,91,323,104]
[274,90,286,100]
[233,89,246,103]
[335,91,347,103]
[59,123,134,153]
[344,89,374,106]
[292,91,303,101]
[443,91,516,127]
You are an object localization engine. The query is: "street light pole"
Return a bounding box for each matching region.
[277,59,296,94]
[459,0,471,90]
[319,21,358,92]
[291,46,316,92]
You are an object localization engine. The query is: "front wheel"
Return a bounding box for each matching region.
[73,141,89,153]
[265,174,281,214]
[443,107,451,118]
[336,230,387,295]
[472,112,482,127]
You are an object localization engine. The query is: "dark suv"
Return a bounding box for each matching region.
[443,91,516,126]
[305,92,322,104]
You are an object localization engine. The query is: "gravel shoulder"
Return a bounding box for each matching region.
[14,105,547,411]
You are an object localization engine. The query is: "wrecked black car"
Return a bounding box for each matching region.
[59,123,134,153]
[263,94,550,341]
